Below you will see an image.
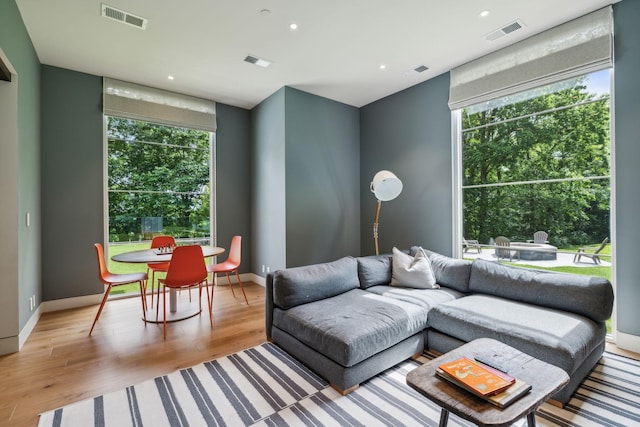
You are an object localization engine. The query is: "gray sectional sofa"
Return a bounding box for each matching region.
[265,248,614,405]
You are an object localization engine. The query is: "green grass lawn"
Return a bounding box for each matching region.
[108,242,154,295]
[515,244,611,281]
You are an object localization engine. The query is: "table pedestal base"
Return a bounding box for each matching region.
[144,289,204,323]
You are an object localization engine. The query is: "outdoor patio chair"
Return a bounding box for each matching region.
[495,236,518,261]
[463,237,482,253]
[573,237,609,264]
[532,231,549,244]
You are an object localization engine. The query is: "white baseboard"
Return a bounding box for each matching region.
[18,304,43,350]
[2,303,46,355]
[41,293,104,313]
[213,273,265,287]
[615,331,640,354]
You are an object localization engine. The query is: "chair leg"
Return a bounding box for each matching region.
[139,280,147,322]
[208,281,215,323]
[234,270,249,305]
[226,272,237,298]
[89,284,112,335]
[149,269,154,309]
[156,283,162,323]
[163,286,167,339]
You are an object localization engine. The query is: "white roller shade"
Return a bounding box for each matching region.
[449,6,613,110]
[103,78,217,132]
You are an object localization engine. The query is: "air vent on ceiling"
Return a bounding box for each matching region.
[485,20,525,41]
[244,55,271,68]
[101,3,147,29]
[414,65,429,73]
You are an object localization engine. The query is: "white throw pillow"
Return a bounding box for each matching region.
[390,247,439,289]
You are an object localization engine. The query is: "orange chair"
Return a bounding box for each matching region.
[157,245,211,339]
[90,243,148,335]
[207,236,248,305]
[147,235,176,309]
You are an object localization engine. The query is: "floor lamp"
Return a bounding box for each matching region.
[370,170,403,255]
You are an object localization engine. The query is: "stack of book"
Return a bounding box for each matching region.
[436,357,532,408]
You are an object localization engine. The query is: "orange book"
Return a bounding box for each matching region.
[438,357,515,396]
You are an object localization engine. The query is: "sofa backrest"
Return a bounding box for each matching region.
[356,249,473,293]
[469,259,614,322]
[272,256,360,309]
[357,254,392,289]
[423,251,473,293]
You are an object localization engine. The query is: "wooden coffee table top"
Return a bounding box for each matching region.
[406,338,569,427]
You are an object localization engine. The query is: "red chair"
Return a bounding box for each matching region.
[207,236,248,305]
[90,243,148,335]
[147,235,176,309]
[157,245,211,339]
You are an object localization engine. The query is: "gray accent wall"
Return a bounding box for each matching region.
[251,89,287,276]
[0,0,41,352]
[284,87,360,267]
[215,104,252,272]
[250,87,360,274]
[360,73,452,256]
[41,66,104,300]
[613,0,640,339]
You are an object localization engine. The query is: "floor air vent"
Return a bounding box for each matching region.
[485,20,525,41]
[101,4,147,30]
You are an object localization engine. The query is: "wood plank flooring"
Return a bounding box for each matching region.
[0,282,266,427]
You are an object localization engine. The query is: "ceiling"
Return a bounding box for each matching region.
[16,0,618,109]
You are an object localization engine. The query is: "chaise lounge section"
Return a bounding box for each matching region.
[265,248,614,405]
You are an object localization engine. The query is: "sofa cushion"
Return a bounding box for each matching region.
[357,254,392,289]
[365,285,464,309]
[391,247,438,289]
[272,256,359,310]
[469,259,614,322]
[427,294,606,374]
[428,252,473,293]
[410,247,472,293]
[272,289,429,367]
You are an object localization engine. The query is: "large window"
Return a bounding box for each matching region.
[108,117,212,243]
[106,117,213,292]
[459,70,611,264]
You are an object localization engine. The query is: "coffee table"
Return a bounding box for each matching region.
[406,338,569,427]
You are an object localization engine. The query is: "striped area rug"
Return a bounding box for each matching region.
[38,343,640,427]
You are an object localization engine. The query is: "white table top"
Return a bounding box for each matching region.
[111,245,224,263]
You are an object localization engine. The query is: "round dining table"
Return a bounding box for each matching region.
[112,245,225,323]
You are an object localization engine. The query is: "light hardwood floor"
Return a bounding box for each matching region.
[0,282,267,427]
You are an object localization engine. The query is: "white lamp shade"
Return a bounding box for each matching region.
[371,170,403,201]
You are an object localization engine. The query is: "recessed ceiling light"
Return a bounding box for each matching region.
[379,64,386,70]
[167,75,174,80]
[289,23,298,30]
[480,10,490,17]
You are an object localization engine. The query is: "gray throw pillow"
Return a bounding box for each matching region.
[390,247,439,289]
